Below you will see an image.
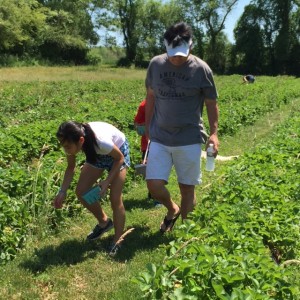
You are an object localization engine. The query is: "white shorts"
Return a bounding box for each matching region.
[146,142,202,185]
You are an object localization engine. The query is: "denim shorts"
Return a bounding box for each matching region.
[87,139,130,171]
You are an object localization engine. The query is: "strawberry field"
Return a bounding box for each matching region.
[0,75,300,298]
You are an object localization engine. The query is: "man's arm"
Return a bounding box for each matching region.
[205,98,219,156]
[145,87,155,138]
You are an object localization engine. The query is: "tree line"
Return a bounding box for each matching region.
[0,0,299,75]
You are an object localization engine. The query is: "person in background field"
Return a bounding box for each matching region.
[134,99,162,207]
[242,74,255,84]
[145,21,219,233]
[53,121,130,256]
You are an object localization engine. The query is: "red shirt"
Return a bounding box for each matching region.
[134,99,149,152]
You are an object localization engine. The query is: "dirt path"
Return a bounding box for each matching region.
[201,151,238,161]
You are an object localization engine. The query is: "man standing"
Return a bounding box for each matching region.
[145,21,219,232]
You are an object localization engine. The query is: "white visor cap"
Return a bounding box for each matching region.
[164,39,192,57]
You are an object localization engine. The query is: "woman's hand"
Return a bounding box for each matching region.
[98,180,110,197]
[136,124,146,136]
[53,191,66,209]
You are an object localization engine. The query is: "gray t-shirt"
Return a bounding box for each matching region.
[146,53,217,146]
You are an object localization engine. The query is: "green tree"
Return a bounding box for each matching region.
[0,0,99,64]
[95,0,184,65]
[201,0,239,73]
[38,0,98,45]
[176,0,238,73]
[234,4,265,74]
[134,0,164,64]
[119,0,141,63]
[38,9,88,63]
[0,0,46,55]
[37,0,98,63]
[288,6,300,74]
[235,0,300,75]
[272,0,294,73]
[167,0,205,59]
[135,0,185,64]
[95,0,142,65]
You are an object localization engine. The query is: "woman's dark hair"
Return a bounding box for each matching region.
[163,22,192,47]
[56,121,98,163]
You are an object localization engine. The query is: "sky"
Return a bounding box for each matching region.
[224,0,251,42]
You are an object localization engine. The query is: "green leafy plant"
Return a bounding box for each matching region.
[134,110,300,298]
[1,75,300,280]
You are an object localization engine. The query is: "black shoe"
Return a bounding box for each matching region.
[108,243,121,257]
[87,218,113,240]
[154,200,162,208]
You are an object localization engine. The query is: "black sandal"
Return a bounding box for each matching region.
[160,209,181,233]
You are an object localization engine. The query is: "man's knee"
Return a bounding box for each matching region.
[179,183,195,193]
[147,179,165,194]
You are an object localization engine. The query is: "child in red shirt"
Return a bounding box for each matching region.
[134,99,161,207]
[134,99,149,159]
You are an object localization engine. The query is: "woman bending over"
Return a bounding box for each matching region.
[53,121,130,256]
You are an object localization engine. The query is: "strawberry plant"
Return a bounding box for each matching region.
[134,109,300,297]
[1,75,300,276]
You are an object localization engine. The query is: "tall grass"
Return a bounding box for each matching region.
[93,46,126,65]
[0,65,147,82]
[28,150,59,237]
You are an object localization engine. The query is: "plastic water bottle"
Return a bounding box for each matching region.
[206,143,215,171]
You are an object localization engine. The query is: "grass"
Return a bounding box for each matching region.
[219,97,300,156]
[0,65,146,82]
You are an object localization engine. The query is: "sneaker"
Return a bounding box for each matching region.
[87,218,113,240]
[108,243,121,257]
[154,200,162,208]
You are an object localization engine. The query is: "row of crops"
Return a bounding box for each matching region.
[1,75,300,283]
[135,107,300,298]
